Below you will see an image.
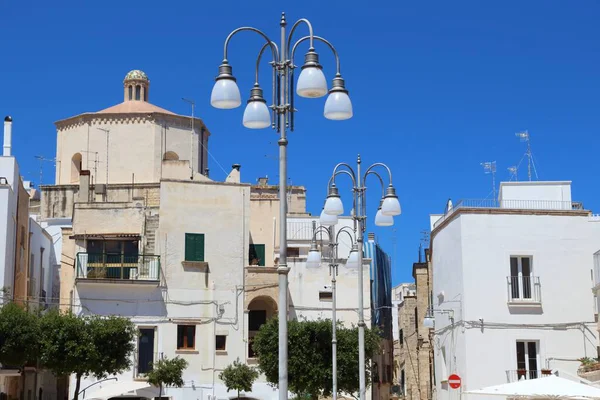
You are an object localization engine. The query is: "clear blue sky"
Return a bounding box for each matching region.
[1,1,599,285]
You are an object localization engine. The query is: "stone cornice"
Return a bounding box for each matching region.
[55,112,210,136]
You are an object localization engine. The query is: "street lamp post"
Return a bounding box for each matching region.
[323,155,401,400]
[307,221,358,400]
[210,13,352,400]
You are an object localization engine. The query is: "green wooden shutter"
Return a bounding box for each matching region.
[249,244,265,266]
[185,233,205,261]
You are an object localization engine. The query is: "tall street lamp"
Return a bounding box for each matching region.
[306,221,357,400]
[210,13,352,400]
[323,155,401,400]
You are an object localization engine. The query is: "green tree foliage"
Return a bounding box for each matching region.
[39,311,136,400]
[252,318,381,399]
[219,359,259,399]
[0,303,40,367]
[146,356,188,398]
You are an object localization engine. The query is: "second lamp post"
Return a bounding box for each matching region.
[210,13,352,400]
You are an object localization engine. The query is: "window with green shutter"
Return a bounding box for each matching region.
[185,233,205,262]
[249,244,265,266]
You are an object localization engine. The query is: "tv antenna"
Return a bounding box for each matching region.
[80,150,101,184]
[34,156,56,186]
[515,130,538,181]
[96,128,110,184]
[481,161,497,204]
[507,166,518,181]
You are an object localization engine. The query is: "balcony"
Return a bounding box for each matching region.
[506,369,553,382]
[507,276,542,305]
[76,253,160,284]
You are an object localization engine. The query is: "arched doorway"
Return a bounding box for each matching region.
[71,153,82,183]
[247,296,277,358]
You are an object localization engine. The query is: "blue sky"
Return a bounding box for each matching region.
[1,1,599,285]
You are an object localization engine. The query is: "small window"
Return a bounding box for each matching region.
[135,85,141,100]
[319,291,333,302]
[128,86,133,100]
[249,244,265,266]
[216,335,227,351]
[399,329,404,347]
[177,325,195,349]
[185,233,205,262]
[287,247,300,258]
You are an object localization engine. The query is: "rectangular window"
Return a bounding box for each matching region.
[319,291,333,301]
[287,247,300,258]
[185,233,205,262]
[516,340,539,379]
[510,256,533,300]
[249,244,265,266]
[399,329,404,347]
[216,335,227,351]
[138,328,155,375]
[177,325,196,350]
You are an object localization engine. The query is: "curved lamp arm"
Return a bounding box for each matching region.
[286,18,315,57]
[255,41,278,85]
[365,170,386,198]
[335,226,356,245]
[330,163,357,187]
[363,163,395,186]
[291,35,341,75]
[223,27,279,63]
[311,225,333,242]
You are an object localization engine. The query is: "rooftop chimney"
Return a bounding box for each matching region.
[225,164,241,184]
[3,116,12,156]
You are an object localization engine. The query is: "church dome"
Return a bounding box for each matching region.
[124,70,148,82]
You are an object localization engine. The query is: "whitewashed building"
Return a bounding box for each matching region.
[430,181,600,399]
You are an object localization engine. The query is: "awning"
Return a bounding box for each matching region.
[465,375,600,399]
[70,233,141,240]
[85,381,160,400]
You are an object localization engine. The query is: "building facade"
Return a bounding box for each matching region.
[40,70,381,400]
[430,181,600,400]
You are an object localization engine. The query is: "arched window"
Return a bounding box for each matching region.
[143,88,148,101]
[135,85,141,100]
[163,151,179,161]
[71,153,82,183]
[128,85,133,100]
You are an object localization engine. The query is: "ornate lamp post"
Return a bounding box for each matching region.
[307,221,357,400]
[210,13,352,400]
[323,155,401,400]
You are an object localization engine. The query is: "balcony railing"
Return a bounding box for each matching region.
[506,369,553,382]
[434,199,583,229]
[76,253,160,282]
[507,276,542,304]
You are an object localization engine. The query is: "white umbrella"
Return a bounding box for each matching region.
[465,375,600,399]
[85,381,160,400]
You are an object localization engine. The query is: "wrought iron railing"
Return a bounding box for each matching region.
[506,369,553,382]
[76,253,160,281]
[507,276,542,303]
[434,199,583,229]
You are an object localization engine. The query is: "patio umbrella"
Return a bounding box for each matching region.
[464,375,600,399]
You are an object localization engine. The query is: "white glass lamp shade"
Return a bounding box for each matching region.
[320,209,338,226]
[243,101,271,129]
[423,316,435,329]
[375,209,394,227]
[346,249,360,269]
[296,67,328,98]
[324,196,344,216]
[306,249,322,268]
[381,196,401,216]
[210,79,241,109]
[324,91,353,120]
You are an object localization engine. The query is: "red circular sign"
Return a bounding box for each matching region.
[448,374,461,389]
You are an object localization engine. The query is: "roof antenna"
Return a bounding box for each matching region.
[508,166,518,181]
[515,130,538,181]
[481,161,497,205]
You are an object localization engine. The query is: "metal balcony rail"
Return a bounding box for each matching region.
[434,199,583,229]
[76,253,160,281]
[507,276,542,303]
[506,369,553,382]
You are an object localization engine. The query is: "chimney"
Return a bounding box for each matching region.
[257,177,269,186]
[78,170,91,202]
[3,116,12,156]
[225,164,241,184]
[368,232,375,242]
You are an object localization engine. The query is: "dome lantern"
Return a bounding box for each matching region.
[124,70,150,102]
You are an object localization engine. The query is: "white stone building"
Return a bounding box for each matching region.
[429,181,600,400]
[39,70,377,400]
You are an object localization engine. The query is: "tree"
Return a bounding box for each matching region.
[146,356,188,398]
[0,303,40,367]
[39,311,137,400]
[219,359,259,399]
[252,318,381,399]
